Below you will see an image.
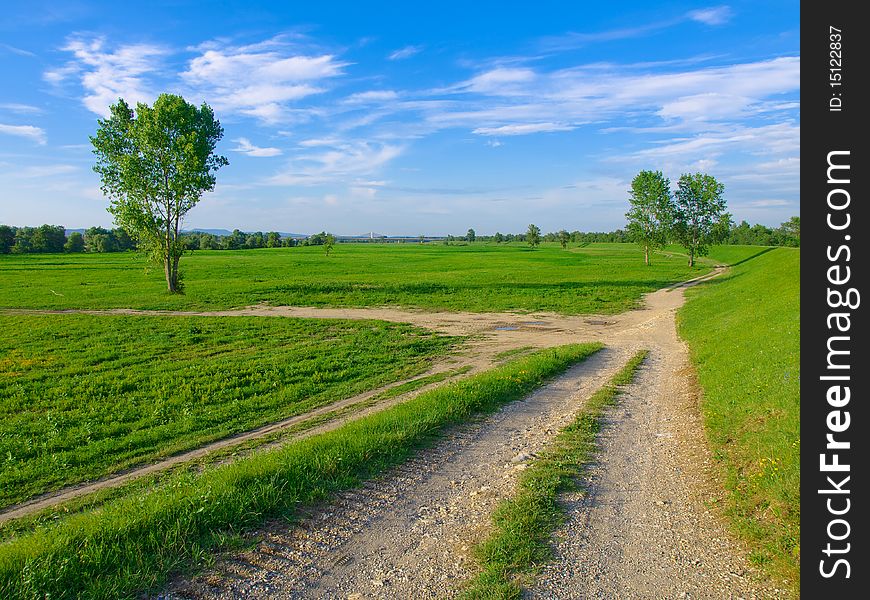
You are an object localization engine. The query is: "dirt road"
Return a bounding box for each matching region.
[149,268,781,598]
[0,271,719,522]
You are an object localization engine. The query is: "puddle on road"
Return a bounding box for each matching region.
[493,326,519,331]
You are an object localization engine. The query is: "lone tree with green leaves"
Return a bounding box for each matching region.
[526,223,541,248]
[557,229,570,249]
[324,233,336,256]
[625,170,674,265]
[672,173,729,266]
[91,94,228,293]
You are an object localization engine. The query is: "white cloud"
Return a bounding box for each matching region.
[0,43,37,57]
[269,140,403,186]
[182,42,347,123]
[630,123,799,160]
[657,93,753,122]
[420,56,798,139]
[0,123,47,144]
[47,36,167,117]
[231,138,282,157]
[344,90,399,104]
[473,122,575,136]
[388,45,422,60]
[4,164,77,178]
[464,68,536,95]
[688,6,734,26]
[736,198,790,208]
[0,103,42,114]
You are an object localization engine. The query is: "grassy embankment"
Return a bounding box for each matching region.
[462,350,649,598]
[0,314,456,508]
[0,242,708,314]
[0,344,601,600]
[678,246,799,592]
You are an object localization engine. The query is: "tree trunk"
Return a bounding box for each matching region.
[688,247,695,267]
[164,256,176,292]
[644,245,650,265]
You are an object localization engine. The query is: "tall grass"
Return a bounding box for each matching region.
[462,350,649,598]
[678,248,799,592]
[0,343,601,600]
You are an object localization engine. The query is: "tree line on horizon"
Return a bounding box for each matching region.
[1,217,799,256]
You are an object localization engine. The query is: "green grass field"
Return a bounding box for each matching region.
[0,243,709,314]
[677,247,799,592]
[0,344,601,600]
[0,313,455,508]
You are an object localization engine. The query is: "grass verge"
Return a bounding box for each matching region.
[677,247,799,593]
[461,349,649,599]
[0,343,602,600]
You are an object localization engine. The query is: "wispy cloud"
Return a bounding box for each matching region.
[231,138,282,157]
[0,103,42,115]
[0,43,36,57]
[541,6,733,50]
[387,45,422,60]
[688,6,734,26]
[45,36,167,117]
[4,164,77,178]
[269,139,403,186]
[0,123,47,145]
[422,56,798,138]
[473,122,574,136]
[343,90,399,104]
[182,38,348,123]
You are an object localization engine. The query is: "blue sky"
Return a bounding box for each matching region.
[0,1,799,235]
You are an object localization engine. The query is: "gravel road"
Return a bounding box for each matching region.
[160,268,784,599]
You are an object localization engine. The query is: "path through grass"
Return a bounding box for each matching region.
[0,313,456,508]
[0,344,601,600]
[461,350,649,598]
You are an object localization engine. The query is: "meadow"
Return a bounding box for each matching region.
[0,344,601,600]
[0,313,455,508]
[0,242,709,314]
[678,247,800,589]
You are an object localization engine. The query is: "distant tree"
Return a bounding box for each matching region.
[281,237,297,248]
[112,228,135,251]
[198,233,216,250]
[266,231,281,248]
[31,225,67,253]
[672,173,728,266]
[0,225,16,253]
[466,228,476,242]
[493,232,504,243]
[557,230,570,249]
[307,231,327,246]
[419,234,425,244]
[12,227,34,254]
[222,229,246,250]
[84,227,115,253]
[64,232,85,253]
[625,170,674,265]
[324,233,336,256]
[245,231,265,249]
[90,94,228,293]
[526,224,541,248]
[778,216,800,247]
